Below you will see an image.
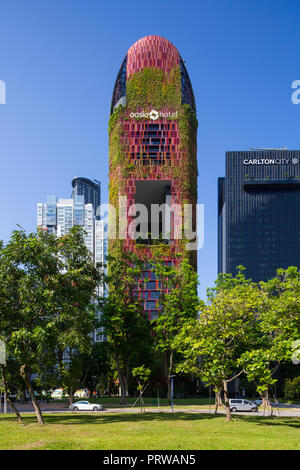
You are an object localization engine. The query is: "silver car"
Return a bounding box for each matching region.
[229,399,258,412]
[70,401,103,412]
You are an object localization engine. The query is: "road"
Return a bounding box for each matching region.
[2,402,300,418]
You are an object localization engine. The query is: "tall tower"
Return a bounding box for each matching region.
[109,36,198,320]
[218,149,300,282]
[72,177,101,219]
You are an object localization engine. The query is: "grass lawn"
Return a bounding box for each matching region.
[0,412,299,450]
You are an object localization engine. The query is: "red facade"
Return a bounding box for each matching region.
[127,36,179,78]
[110,36,197,320]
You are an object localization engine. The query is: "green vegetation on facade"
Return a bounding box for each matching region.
[108,65,198,215]
[126,66,181,110]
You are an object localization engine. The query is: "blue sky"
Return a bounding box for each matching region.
[1,0,300,298]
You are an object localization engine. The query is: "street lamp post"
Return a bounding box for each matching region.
[169,375,175,413]
[0,341,7,414]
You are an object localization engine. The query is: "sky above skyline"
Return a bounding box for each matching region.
[1,0,300,298]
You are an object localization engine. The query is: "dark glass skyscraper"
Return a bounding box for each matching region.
[218,149,300,282]
[72,177,101,219]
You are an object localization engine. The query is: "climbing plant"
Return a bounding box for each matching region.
[126,66,181,110]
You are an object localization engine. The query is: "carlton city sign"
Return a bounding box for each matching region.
[243,158,299,165]
[129,109,178,120]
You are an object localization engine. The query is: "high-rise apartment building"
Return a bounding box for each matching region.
[37,195,95,255]
[109,36,198,319]
[38,179,107,342]
[218,149,300,282]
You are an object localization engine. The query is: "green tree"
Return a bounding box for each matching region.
[177,269,263,421]
[153,256,200,404]
[84,341,112,398]
[238,267,300,408]
[283,376,300,400]
[0,226,101,424]
[0,362,23,423]
[132,365,151,412]
[175,346,224,414]
[99,244,151,405]
[51,228,101,405]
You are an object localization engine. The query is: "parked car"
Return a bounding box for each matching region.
[229,399,258,412]
[255,397,263,406]
[70,401,103,412]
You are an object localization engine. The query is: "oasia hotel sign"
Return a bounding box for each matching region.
[129,109,178,120]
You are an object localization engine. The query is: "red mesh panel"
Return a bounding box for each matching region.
[127,36,179,78]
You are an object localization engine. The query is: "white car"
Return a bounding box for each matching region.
[229,399,258,412]
[70,401,103,412]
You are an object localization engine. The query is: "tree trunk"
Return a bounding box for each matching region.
[137,380,144,413]
[20,364,44,425]
[214,389,222,414]
[118,377,126,405]
[223,380,232,422]
[119,374,127,405]
[115,356,128,405]
[115,363,126,405]
[108,376,114,396]
[1,366,23,423]
[68,389,74,408]
[262,390,271,416]
[7,395,23,423]
[123,375,129,397]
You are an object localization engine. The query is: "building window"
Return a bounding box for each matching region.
[150,311,159,320]
[146,300,157,310]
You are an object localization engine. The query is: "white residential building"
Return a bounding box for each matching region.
[37,183,107,343]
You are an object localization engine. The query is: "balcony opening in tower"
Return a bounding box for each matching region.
[133,180,172,245]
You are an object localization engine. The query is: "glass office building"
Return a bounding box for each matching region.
[218,149,300,282]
